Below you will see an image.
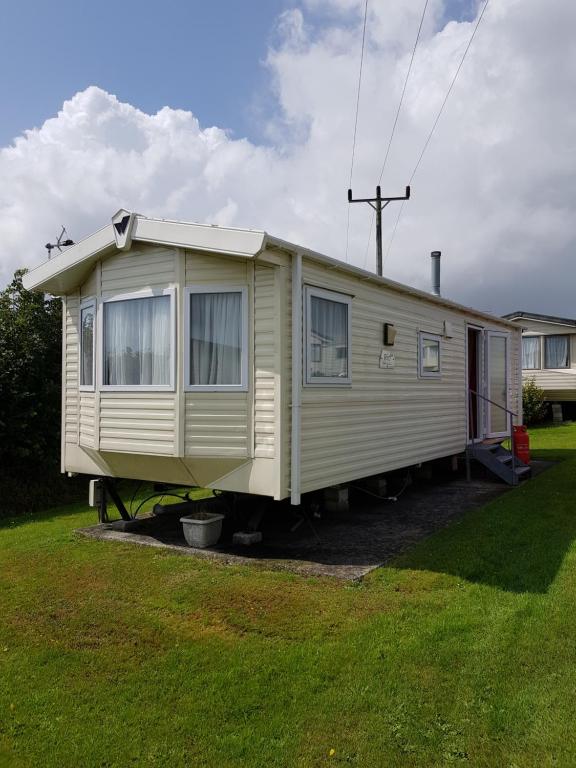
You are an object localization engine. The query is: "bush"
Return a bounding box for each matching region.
[522,377,548,425]
[0,270,84,516]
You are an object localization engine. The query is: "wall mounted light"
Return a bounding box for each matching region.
[384,323,397,346]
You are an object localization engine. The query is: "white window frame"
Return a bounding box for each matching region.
[543,334,570,370]
[304,285,352,386]
[418,331,442,379]
[79,297,96,392]
[521,334,542,370]
[184,284,249,393]
[99,287,176,392]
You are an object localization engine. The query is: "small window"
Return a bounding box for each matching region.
[80,299,95,390]
[305,286,352,385]
[185,286,248,391]
[102,291,174,389]
[522,336,541,370]
[419,332,441,378]
[544,335,570,369]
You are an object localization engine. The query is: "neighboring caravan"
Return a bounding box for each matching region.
[503,311,576,419]
[23,210,523,503]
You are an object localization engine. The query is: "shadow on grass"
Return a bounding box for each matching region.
[394,450,576,594]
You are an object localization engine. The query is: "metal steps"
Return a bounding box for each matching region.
[467,441,531,486]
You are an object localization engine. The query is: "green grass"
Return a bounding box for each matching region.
[1,424,576,767]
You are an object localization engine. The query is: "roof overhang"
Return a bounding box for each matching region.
[22,210,520,331]
[22,215,267,295]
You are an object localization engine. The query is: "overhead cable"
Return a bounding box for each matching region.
[363,0,430,266]
[345,0,369,262]
[384,0,491,265]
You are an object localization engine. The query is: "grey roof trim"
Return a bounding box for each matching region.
[503,311,576,328]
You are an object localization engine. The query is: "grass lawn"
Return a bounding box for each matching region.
[1,424,576,767]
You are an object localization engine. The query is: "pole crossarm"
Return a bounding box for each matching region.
[347,185,410,276]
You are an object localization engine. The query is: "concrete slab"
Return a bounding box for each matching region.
[77,462,553,581]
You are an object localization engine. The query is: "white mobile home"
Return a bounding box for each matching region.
[503,311,576,417]
[23,210,523,503]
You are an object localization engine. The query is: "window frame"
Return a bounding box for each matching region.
[304,285,352,386]
[184,284,249,393]
[79,297,96,392]
[521,335,542,370]
[418,331,442,379]
[99,287,176,392]
[544,334,570,370]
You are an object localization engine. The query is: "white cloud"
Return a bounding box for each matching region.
[1,0,575,316]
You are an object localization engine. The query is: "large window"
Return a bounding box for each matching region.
[305,286,352,385]
[419,332,441,378]
[522,336,541,369]
[102,290,174,389]
[185,286,248,390]
[544,335,570,369]
[80,299,95,390]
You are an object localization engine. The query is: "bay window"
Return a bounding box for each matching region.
[102,290,174,389]
[185,286,248,390]
[80,299,95,390]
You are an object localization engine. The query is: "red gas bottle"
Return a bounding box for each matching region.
[513,425,530,464]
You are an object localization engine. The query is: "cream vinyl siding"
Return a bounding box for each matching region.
[79,392,96,448]
[64,294,80,446]
[101,245,176,297]
[99,392,176,454]
[254,264,276,457]
[184,250,250,458]
[523,369,576,400]
[298,260,516,494]
[185,393,249,457]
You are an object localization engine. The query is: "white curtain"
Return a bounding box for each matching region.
[310,296,348,378]
[104,295,171,386]
[522,337,540,369]
[545,335,569,368]
[80,306,94,386]
[422,339,440,372]
[190,292,242,385]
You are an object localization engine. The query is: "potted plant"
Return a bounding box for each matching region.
[180,510,225,548]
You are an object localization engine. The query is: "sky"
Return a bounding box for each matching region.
[0,0,574,317]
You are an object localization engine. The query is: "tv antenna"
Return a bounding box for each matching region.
[348,186,410,276]
[45,226,74,259]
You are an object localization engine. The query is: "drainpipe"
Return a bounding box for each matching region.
[290,251,302,506]
[431,251,441,297]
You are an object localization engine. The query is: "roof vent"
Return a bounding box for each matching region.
[111,209,136,251]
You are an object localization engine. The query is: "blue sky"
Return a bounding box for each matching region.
[0,0,290,147]
[1,0,476,148]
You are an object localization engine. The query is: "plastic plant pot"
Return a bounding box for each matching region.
[180,512,225,549]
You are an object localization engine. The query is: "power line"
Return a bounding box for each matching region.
[363,0,430,267]
[383,0,491,265]
[345,0,369,262]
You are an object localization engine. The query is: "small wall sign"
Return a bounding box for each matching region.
[379,350,396,369]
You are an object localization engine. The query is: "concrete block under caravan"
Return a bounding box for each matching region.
[323,485,349,513]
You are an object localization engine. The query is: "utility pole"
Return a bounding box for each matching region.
[347,185,410,276]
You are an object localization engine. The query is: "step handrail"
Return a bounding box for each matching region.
[467,388,519,485]
[468,388,518,418]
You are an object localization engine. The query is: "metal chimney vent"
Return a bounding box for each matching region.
[431,251,441,296]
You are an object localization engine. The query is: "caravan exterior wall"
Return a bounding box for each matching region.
[31,217,522,502]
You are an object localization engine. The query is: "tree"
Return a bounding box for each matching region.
[522,377,548,426]
[0,270,62,470]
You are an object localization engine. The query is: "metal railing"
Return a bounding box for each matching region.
[467,388,519,485]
